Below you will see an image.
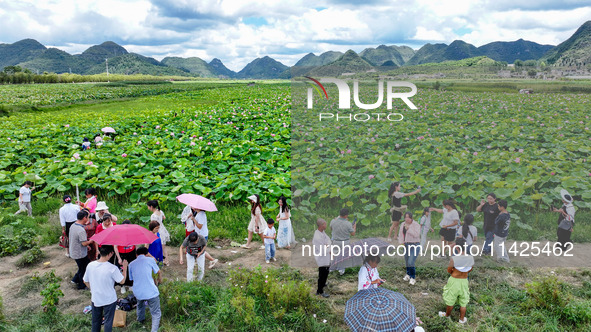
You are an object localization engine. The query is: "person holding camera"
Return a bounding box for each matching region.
[179,232,208,282]
[357,255,385,291]
[387,182,421,242]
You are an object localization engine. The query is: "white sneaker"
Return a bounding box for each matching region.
[209,259,218,269]
[266,260,270,264]
[65,253,70,257]
[409,278,416,285]
[271,257,276,262]
[403,274,410,281]
[438,312,447,318]
[120,286,126,294]
[459,317,467,324]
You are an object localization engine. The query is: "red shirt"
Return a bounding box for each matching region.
[96,222,116,234]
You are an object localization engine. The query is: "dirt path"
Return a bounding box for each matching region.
[0,237,589,318]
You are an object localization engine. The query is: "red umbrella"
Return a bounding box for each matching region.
[90,224,158,246]
[176,193,218,212]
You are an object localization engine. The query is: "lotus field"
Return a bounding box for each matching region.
[0,84,291,206]
[292,87,591,225]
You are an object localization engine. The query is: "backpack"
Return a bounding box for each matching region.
[116,294,137,311]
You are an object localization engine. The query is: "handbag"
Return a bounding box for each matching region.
[558,218,573,231]
[59,233,68,248]
[112,310,127,327]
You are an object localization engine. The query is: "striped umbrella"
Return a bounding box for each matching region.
[345,288,416,332]
[330,237,391,271]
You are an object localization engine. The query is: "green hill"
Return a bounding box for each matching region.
[541,21,591,67]
[209,58,236,78]
[478,39,553,63]
[307,50,374,76]
[85,53,190,76]
[392,45,415,63]
[236,56,288,79]
[161,57,216,77]
[0,39,46,70]
[79,41,128,64]
[294,51,343,67]
[360,45,404,66]
[18,48,92,74]
[404,43,448,66]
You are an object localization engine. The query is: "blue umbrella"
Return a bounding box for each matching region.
[345,288,416,332]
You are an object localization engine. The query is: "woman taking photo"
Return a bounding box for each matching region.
[430,200,460,255]
[398,212,421,285]
[276,196,296,249]
[387,182,421,242]
[476,193,499,255]
[242,194,265,249]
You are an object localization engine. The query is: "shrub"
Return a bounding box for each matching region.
[525,276,570,313]
[41,281,64,314]
[16,245,45,267]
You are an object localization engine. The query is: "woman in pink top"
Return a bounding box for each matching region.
[78,188,98,213]
[398,212,421,285]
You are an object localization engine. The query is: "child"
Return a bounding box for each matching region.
[493,200,511,263]
[147,200,169,265]
[439,238,474,324]
[82,137,91,151]
[419,207,433,248]
[15,181,34,217]
[460,214,477,254]
[357,255,385,291]
[263,218,276,264]
[147,220,164,264]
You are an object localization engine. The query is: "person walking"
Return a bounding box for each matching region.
[330,208,356,275]
[387,182,421,242]
[554,189,576,251]
[83,245,127,332]
[59,195,80,257]
[70,210,95,290]
[129,247,162,332]
[313,218,331,298]
[398,212,421,285]
[14,181,35,217]
[243,194,265,249]
[476,193,499,255]
[179,232,208,282]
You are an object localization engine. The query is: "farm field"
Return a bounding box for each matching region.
[0,80,589,331]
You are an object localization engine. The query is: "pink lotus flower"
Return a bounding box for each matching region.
[181,131,185,134]
[271,134,276,137]
[190,142,196,146]
[515,158,520,163]
[73,153,80,159]
[368,175,375,180]
[346,149,352,154]
[551,172,555,175]
[473,152,478,156]
[417,136,424,140]
[137,140,142,145]
[171,133,175,136]
[64,124,70,128]
[518,149,524,153]
[133,132,137,135]
[122,153,127,157]
[23,171,27,175]
[7,138,11,140]
[87,162,93,166]
[207,142,212,145]
[156,142,160,145]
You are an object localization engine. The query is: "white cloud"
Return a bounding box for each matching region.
[1,0,590,71]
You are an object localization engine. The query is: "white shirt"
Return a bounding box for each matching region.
[263,226,276,244]
[195,211,208,238]
[83,261,124,307]
[440,209,460,229]
[19,186,31,203]
[312,229,331,267]
[59,203,80,227]
[464,225,478,246]
[358,264,380,291]
[565,203,576,222]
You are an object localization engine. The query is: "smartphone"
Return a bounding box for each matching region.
[353,217,357,226]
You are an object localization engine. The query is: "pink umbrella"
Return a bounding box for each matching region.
[90,224,158,246]
[101,127,116,133]
[176,193,218,212]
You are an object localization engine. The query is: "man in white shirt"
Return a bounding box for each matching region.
[84,245,127,332]
[59,195,80,257]
[313,218,331,298]
[14,181,34,217]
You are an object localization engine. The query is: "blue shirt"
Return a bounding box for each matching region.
[148,233,163,262]
[128,255,160,300]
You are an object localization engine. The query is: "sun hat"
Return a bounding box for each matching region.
[96,201,109,211]
[247,195,257,202]
[560,189,573,203]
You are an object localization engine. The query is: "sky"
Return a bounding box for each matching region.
[0,0,590,71]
